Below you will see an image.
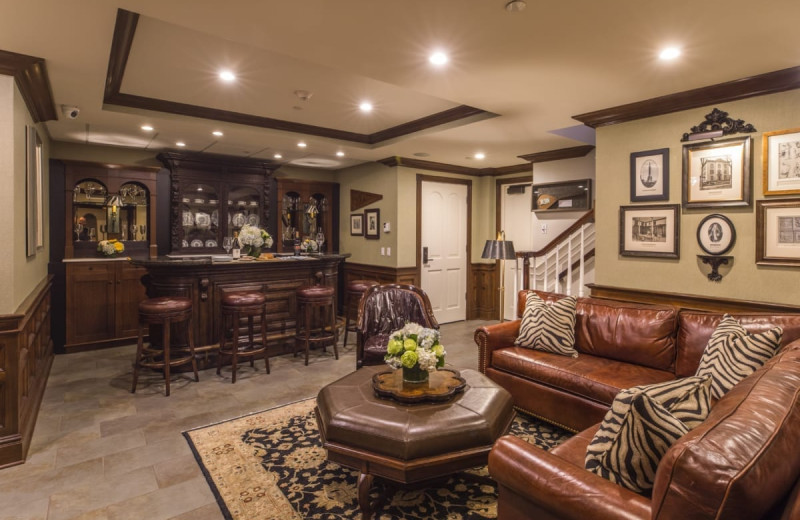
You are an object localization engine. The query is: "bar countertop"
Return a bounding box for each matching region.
[130,252,350,268]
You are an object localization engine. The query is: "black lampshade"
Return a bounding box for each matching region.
[481,239,515,260]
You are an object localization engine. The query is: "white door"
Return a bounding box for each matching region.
[501,183,533,320]
[421,181,468,323]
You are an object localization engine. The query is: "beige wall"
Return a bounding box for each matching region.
[595,89,800,306]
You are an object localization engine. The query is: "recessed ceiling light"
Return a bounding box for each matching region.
[336,151,345,157]
[429,51,449,66]
[659,47,681,60]
[359,102,373,112]
[505,0,527,11]
[274,153,283,159]
[212,130,223,137]
[140,125,153,131]
[176,141,186,147]
[219,70,236,82]
[474,152,486,160]
[297,142,307,148]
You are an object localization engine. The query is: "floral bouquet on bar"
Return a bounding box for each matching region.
[385,322,445,383]
[97,239,124,257]
[238,224,273,258]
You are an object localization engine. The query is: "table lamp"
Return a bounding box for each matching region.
[481,231,516,321]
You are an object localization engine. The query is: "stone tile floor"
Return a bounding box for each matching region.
[0,320,491,520]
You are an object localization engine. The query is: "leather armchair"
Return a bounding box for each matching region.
[355,284,439,368]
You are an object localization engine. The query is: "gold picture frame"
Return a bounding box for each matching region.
[762,127,800,196]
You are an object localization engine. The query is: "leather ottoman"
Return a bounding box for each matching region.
[315,365,515,519]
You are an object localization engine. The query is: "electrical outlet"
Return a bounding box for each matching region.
[541,224,548,234]
[387,247,391,256]
[380,247,385,256]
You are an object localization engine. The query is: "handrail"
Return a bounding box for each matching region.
[557,249,595,282]
[515,209,595,260]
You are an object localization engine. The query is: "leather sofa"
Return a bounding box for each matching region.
[475,290,800,519]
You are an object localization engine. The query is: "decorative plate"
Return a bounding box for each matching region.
[195,212,211,230]
[205,239,218,248]
[210,210,219,227]
[249,201,258,206]
[182,239,189,248]
[232,212,246,227]
[190,239,204,248]
[182,211,194,227]
[246,213,259,226]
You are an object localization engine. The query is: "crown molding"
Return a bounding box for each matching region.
[0,50,57,122]
[378,156,530,177]
[518,145,595,163]
[573,65,800,129]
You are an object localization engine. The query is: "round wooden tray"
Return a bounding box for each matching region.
[372,368,467,404]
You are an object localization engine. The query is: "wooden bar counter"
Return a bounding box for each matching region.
[131,253,349,358]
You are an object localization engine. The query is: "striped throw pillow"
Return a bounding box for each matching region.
[695,314,782,400]
[585,375,712,493]
[514,292,578,357]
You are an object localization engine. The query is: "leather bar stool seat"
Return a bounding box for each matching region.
[295,283,338,366]
[343,279,379,348]
[131,296,198,397]
[218,290,269,383]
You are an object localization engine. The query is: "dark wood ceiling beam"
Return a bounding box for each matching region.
[378,156,531,177]
[573,65,800,128]
[104,8,139,101]
[0,50,57,122]
[518,145,595,163]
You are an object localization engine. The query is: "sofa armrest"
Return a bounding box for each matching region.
[488,436,652,520]
[474,320,521,374]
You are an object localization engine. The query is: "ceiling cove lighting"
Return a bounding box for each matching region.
[659,47,681,60]
[274,153,283,159]
[297,142,307,148]
[429,51,449,66]
[176,141,186,147]
[212,130,223,137]
[219,70,236,82]
[359,101,373,112]
[140,125,153,131]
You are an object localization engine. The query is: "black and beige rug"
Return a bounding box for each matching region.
[184,398,570,520]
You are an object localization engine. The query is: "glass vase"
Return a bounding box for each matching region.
[402,364,429,384]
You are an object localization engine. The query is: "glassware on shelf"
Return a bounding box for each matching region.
[88,228,97,241]
[222,236,233,255]
[139,225,147,240]
[316,228,325,253]
[129,224,138,241]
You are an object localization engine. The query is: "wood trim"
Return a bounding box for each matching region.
[416,175,473,318]
[103,8,139,101]
[469,263,497,320]
[342,263,419,286]
[517,209,595,259]
[517,145,595,163]
[369,105,494,144]
[587,284,800,314]
[0,276,54,468]
[0,50,57,122]
[573,65,800,129]
[378,156,530,177]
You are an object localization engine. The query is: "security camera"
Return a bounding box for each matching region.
[61,105,80,119]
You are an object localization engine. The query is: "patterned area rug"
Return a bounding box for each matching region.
[184,398,570,520]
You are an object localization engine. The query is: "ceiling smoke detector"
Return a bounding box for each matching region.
[505,0,527,12]
[294,90,313,101]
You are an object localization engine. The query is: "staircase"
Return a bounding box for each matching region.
[517,210,595,297]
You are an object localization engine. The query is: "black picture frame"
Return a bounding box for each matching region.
[531,179,592,212]
[756,198,800,267]
[630,148,669,202]
[350,213,364,236]
[682,136,752,209]
[364,208,380,239]
[696,214,735,255]
[619,204,680,259]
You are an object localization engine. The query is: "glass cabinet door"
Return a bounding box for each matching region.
[181,182,220,249]
[227,186,261,236]
[73,179,108,242]
[119,182,149,242]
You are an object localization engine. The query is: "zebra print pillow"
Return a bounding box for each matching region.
[514,292,578,357]
[585,375,712,493]
[695,314,782,400]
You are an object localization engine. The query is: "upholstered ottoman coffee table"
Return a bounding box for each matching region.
[315,365,514,520]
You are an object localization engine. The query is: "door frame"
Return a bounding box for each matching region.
[416,174,473,318]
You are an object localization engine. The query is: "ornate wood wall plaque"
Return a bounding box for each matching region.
[351,190,383,211]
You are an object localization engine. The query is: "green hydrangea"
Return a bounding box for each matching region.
[403,338,417,351]
[433,344,444,357]
[400,350,418,368]
[386,338,403,356]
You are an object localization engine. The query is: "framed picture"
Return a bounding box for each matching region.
[26,125,44,257]
[756,199,800,266]
[762,128,800,196]
[531,179,592,212]
[630,148,669,201]
[364,208,380,239]
[350,213,364,236]
[619,204,680,259]
[682,136,751,209]
[697,214,735,256]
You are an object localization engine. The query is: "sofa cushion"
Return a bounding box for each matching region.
[492,347,675,406]
[515,292,578,357]
[585,376,712,493]
[695,314,782,400]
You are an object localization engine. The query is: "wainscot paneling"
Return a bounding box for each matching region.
[0,276,54,468]
[469,263,497,320]
[342,263,419,287]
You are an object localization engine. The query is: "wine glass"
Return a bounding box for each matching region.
[139,225,147,240]
[130,224,138,241]
[222,236,233,255]
[315,228,325,253]
[88,228,97,241]
[100,224,107,239]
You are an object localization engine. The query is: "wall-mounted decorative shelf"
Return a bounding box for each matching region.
[531,179,592,213]
[698,255,733,282]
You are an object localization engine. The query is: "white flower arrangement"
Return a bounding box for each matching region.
[385,322,445,371]
[238,224,273,255]
[97,239,124,256]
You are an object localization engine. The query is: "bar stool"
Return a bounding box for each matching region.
[218,291,269,383]
[295,279,338,366]
[343,279,379,347]
[131,296,198,397]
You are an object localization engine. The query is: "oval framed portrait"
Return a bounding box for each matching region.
[697,214,736,255]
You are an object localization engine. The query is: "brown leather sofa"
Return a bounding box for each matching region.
[476,290,800,519]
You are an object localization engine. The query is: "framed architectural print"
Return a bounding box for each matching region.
[619,204,680,259]
[697,214,735,255]
[630,148,669,201]
[762,128,800,196]
[350,213,364,236]
[756,199,800,266]
[364,208,380,239]
[682,136,751,209]
[26,125,43,257]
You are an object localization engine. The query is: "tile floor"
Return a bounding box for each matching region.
[0,319,492,520]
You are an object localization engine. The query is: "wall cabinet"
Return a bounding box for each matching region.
[276,178,336,254]
[65,261,147,350]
